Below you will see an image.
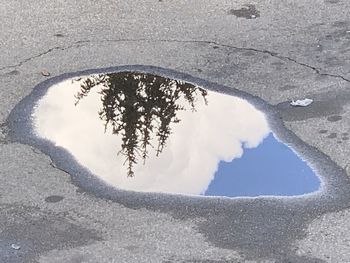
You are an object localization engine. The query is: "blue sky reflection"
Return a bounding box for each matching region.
[205,133,320,197]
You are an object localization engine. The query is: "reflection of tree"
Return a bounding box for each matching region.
[75,72,208,177]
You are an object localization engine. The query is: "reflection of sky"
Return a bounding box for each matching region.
[33,76,320,197]
[205,133,320,197]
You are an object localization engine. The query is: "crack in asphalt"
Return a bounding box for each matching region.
[1,38,350,83]
[30,146,72,175]
[48,155,72,176]
[0,40,90,73]
[144,38,350,83]
[267,52,350,83]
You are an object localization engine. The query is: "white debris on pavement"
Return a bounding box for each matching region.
[290,98,313,107]
[11,244,21,250]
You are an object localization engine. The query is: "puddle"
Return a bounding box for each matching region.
[32,72,320,197]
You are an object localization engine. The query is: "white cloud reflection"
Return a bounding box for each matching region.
[33,77,270,195]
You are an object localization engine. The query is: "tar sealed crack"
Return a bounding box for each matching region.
[100,38,350,84]
[1,38,349,84]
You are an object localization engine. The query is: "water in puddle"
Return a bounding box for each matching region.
[33,72,320,197]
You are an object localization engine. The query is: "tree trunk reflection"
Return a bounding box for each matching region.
[74,72,208,177]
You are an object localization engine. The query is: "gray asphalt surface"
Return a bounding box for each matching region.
[1,0,350,262]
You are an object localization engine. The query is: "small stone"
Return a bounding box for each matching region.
[41,70,51,77]
[251,14,256,18]
[11,244,21,250]
[45,195,64,203]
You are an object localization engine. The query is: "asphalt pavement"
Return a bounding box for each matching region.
[1,1,350,262]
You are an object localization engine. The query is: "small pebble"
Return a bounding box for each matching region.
[41,70,51,77]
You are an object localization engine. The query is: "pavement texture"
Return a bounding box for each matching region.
[1,0,350,262]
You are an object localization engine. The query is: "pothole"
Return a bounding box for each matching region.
[29,71,320,197]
